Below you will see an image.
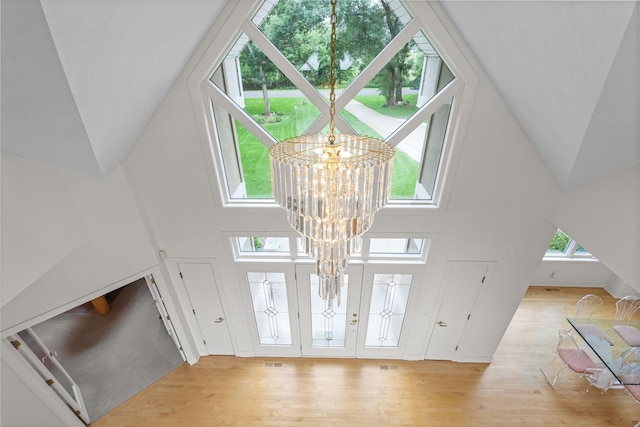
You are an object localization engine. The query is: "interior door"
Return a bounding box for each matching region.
[178,262,234,355]
[145,274,186,361]
[9,329,90,424]
[425,261,492,360]
[296,264,363,357]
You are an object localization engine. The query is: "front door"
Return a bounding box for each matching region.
[238,262,420,359]
[296,265,363,357]
[297,264,420,359]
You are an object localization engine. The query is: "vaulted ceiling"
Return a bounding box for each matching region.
[2,0,226,176]
[2,0,638,191]
[440,1,638,191]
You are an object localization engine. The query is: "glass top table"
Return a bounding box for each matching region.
[567,318,640,385]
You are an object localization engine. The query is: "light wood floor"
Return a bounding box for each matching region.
[92,287,640,426]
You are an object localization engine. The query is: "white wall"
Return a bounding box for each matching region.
[1,155,88,306]
[124,0,564,363]
[1,341,83,427]
[1,360,70,427]
[0,154,158,332]
[549,165,639,292]
[3,0,612,422]
[415,65,561,360]
[533,259,613,287]
[4,0,635,371]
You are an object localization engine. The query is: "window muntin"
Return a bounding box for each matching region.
[206,0,458,204]
[258,0,410,94]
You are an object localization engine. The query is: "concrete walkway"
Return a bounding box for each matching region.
[244,89,426,162]
[344,99,426,162]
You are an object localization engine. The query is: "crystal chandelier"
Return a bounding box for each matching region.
[269,0,394,307]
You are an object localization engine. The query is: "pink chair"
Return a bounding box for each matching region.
[613,295,640,347]
[574,294,603,319]
[542,329,598,387]
[572,294,613,345]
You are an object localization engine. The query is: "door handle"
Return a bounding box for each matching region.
[214,317,224,323]
[349,313,358,325]
[437,321,447,327]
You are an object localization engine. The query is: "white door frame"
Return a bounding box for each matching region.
[140,265,201,365]
[0,266,197,365]
[144,274,186,361]
[0,264,198,427]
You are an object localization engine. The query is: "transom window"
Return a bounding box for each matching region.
[233,234,429,261]
[203,0,461,205]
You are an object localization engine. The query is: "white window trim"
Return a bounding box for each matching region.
[187,0,478,212]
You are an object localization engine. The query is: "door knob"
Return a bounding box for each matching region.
[214,317,224,323]
[437,320,447,327]
[349,319,358,325]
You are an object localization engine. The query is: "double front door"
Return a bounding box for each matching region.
[239,263,421,359]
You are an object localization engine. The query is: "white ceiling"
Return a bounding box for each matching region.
[2,0,638,189]
[440,0,639,190]
[2,0,226,177]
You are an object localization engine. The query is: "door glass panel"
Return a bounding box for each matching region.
[247,272,292,345]
[365,273,413,347]
[309,273,349,347]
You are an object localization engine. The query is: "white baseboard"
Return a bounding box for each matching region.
[452,355,493,363]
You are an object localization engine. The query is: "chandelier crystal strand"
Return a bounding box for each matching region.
[269,0,394,308]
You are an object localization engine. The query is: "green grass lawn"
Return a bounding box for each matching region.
[237,96,419,198]
[354,93,419,119]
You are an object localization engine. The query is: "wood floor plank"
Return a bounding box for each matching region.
[92,287,640,426]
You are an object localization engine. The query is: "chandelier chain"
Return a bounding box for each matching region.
[328,0,337,144]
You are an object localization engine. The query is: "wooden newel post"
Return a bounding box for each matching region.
[91,295,111,315]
